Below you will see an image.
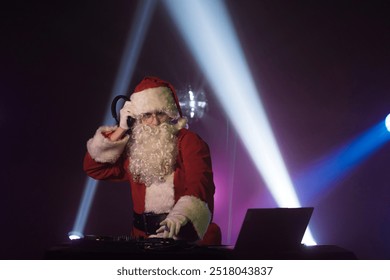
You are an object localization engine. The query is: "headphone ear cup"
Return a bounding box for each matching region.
[127,116,136,128]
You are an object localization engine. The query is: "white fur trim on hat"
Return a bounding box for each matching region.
[144,173,175,214]
[169,195,211,239]
[174,117,188,130]
[128,87,179,118]
[86,126,129,163]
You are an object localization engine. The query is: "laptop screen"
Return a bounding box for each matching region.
[234,207,314,253]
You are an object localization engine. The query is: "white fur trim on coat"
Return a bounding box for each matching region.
[86,126,129,163]
[128,87,179,118]
[144,173,175,214]
[169,195,211,239]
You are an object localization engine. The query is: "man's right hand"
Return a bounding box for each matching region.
[119,101,133,130]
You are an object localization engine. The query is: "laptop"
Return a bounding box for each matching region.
[234,207,314,253]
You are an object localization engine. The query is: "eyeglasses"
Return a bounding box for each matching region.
[140,111,170,122]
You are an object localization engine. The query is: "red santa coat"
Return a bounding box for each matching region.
[83,126,220,244]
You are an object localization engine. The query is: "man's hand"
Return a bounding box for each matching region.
[156,214,188,238]
[119,101,133,130]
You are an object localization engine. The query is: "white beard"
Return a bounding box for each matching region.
[129,122,179,187]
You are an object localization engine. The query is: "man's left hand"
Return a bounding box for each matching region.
[157,214,188,238]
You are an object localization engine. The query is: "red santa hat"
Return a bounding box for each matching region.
[128,76,183,119]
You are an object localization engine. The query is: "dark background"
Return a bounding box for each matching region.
[1,0,390,259]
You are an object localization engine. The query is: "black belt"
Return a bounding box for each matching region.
[133,212,168,235]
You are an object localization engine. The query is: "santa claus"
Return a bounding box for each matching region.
[83,76,221,245]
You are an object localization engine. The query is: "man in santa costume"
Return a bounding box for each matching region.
[83,76,221,245]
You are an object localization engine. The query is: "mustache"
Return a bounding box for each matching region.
[131,122,177,137]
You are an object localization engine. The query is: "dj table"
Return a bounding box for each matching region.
[46,236,357,260]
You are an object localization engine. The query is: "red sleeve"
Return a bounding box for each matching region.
[178,130,216,213]
[83,152,129,182]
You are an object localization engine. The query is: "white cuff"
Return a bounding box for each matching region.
[86,126,129,163]
[170,195,211,239]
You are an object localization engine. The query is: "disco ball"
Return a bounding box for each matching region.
[178,86,208,123]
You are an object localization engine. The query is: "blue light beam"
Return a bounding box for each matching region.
[69,0,157,239]
[163,0,316,245]
[295,119,390,204]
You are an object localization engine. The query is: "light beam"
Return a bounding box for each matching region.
[295,118,390,204]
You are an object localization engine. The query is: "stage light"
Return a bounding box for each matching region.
[69,0,157,240]
[68,231,84,240]
[385,113,390,132]
[163,0,316,245]
[68,177,98,239]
